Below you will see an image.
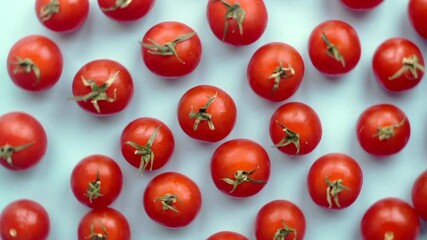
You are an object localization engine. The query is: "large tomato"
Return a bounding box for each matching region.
[0,112,47,171]
[372,37,424,93]
[141,21,202,78]
[0,199,50,240]
[70,59,134,115]
[269,102,322,156]
[340,0,383,10]
[78,208,130,240]
[206,0,267,46]
[143,172,202,228]
[356,104,410,156]
[210,138,270,198]
[120,117,175,174]
[360,198,420,240]
[411,170,427,221]
[70,154,123,209]
[408,0,427,39]
[177,85,237,142]
[35,0,89,32]
[207,231,248,240]
[98,0,155,22]
[307,153,363,209]
[308,20,361,76]
[247,42,305,102]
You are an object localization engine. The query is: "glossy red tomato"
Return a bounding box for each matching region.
[70,154,123,209]
[207,231,248,240]
[255,199,306,240]
[143,172,202,228]
[206,0,267,46]
[120,117,175,174]
[269,102,322,156]
[361,198,420,240]
[372,37,424,93]
[141,21,202,78]
[35,0,89,32]
[210,139,270,198]
[0,199,50,240]
[411,170,427,221]
[0,112,47,171]
[307,153,363,210]
[308,20,361,76]
[71,59,134,115]
[247,42,305,102]
[177,85,237,142]
[98,0,155,22]
[408,0,427,39]
[78,208,130,240]
[7,35,63,91]
[340,0,383,10]
[356,104,410,156]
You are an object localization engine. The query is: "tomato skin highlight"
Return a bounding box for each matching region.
[98,0,155,22]
[408,0,427,39]
[411,170,427,221]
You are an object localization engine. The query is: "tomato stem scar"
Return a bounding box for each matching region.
[101,0,132,12]
[155,194,180,213]
[373,118,405,141]
[321,32,346,67]
[273,220,297,240]
[388,55,425,80]
[221,167,266,193]
[85,171,104,203]
[12,56,41,86]
[0,142,35,167]
[86,222,108,240]
[268,60,295,96]
[219,0,246,40]
[189,92,218,131]
[273,121,300,155]
[40,0,60,21]
[324,175,351,208]
[125,126,160,174]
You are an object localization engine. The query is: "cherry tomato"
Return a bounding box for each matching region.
[356,104,410,156]
[70,154,123,209]
[78,207,130,240]
[361,198,420,240]
[143,171,202,228]
[207,231,248,240]
[7,35,63,91]
[340,0,383,10]
[35,0,89,32]
[255,199,306,240]
[210,138,270,198]
[408,0,427,39]
[120,117,175,174]
[269,102,322,156]
[372,37,424,93]
[70,59,134,115]
[98,0,155,22]
[141,21,202,78]
[177,85,237,142]
[307,153,363,210]
[0,112,47,171]
[206,0,267,46]
[308,20,361,76]
[247,42,305,102]
[0,199,50,240]
[411,170,427,221]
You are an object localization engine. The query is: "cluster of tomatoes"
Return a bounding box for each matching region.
[1,0,427,239]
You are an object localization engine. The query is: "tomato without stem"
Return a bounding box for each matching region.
[207,231,248,240]
[0,199,50,240]
[340,0,383,10]
[411,170,427,221]
[78,208,130,240]
[408,0,427,39]
[247,42,305,102]
[98,0,155,22]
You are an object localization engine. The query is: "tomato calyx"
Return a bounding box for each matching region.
[219,0,246,40]
[324,175,350,208]
[189,92,218,131]
[273,220,297,240]
[125,126,160,174]
[70,71,119,113]
[141,32,196,64]
[40,0,60,21]
[221,168,266,193]
[321,32,345,67]
[155,193,180,213]
[268,61,295,95]
[273,121,300,155]
[373,118,405,141]
[86,222,108,240]
[12,56,41,85]
[0,142,35,167]
[384,231,394,240]
[388,55,425,80]
[101,0,132,12]
[85,171,104,203]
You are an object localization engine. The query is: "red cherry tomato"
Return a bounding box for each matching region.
[269,102,322,156]
[70,154,123,209]
[206,0,267,46]
[340,0,383,10]
[207,231,248,240]
[408,0,427,39]
[120,117,175,174]
[255,199,306,240]
[143,172,202,228]
[307,153,363,210]
[78,208,130,240]
[141,21,202,78]
[308,20,361,76]
[35,0,89,32]
[0,199,50,240]
[372,37,424,93]
[0,112,47,171]
[247,42,305,102]
[356,104,410,156]
[7,35,63,91]
[411,170,427,221]
[98,0,155,22]
[210,138,270,198]
[71,59,134,115]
